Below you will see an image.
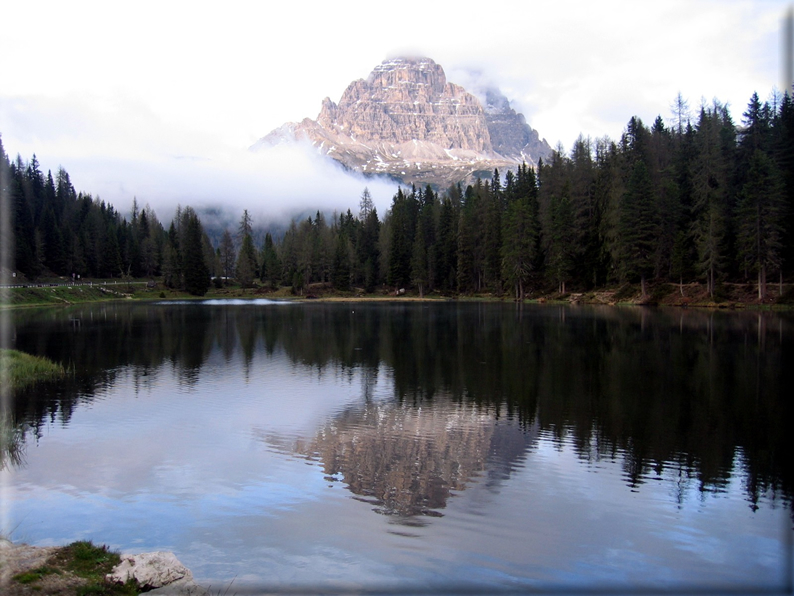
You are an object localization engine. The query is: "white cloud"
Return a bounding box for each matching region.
[1,0,788,221]
[1,92,397,227]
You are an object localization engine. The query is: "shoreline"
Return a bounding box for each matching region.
[1,279,792,311]
[0,539,208,596]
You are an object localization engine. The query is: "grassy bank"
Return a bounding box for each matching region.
[0,284,145,308]
[0,349,65,390]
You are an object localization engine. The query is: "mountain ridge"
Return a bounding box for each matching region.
[252,57,552,187]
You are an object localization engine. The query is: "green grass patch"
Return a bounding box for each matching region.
[1,285,141,308]
[0,348,65,390]
[65,541,120,576]
[7,541,140,595]
[13,566,60,584]
[53,541,139,596]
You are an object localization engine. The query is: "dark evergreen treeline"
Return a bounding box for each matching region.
[0,135,215,295]
[273,91,793,301]
[203,91,794,300]
[371,91,793,300]
[2,90,793,299]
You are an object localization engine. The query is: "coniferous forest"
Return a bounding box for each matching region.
[2,91,793,301]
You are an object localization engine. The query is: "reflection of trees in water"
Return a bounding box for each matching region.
[0,412,26,470]
[261,399,536,520]
[8,302,793,511]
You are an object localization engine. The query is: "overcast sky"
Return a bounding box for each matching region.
[0,0,788,224]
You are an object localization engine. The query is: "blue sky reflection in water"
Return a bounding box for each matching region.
[3,302,791,593]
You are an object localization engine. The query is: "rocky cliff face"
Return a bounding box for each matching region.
[252,57,551,188]
[482,87,551,164]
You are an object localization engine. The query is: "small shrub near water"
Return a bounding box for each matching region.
[777,284,794,304]
[649,284,669,304]
[612,284,636,303]
[712,283,729,303]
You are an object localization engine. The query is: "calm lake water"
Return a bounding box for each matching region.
[2,300,792,594]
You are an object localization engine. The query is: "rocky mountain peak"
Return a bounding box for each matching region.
[252,57,551,187]
[367,57,448,93]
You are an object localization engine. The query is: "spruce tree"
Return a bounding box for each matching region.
[260,232,281,289]
[387,188,416,289]
[357,209,380,293]
[359,187,374,220]
[219,229,236,282]
[618,160,659,297]
[11,164,37,278]
[691,105,731,297]
[235,211,259,287]
[569,136,599,286]
[332,233,351,291]
[182,209,210,296]
[647,116,680,281]
[483,180,503,292]
[162,222,181,288]
[411,227,428,297]
[436,195,458,291]
[236,234,258,287]
[774,92,794,277]
[457,182,485,292]
[547,194,576,294]
[737,149,786,300]
[501,195,539,300]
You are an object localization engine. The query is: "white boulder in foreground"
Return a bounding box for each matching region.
[106,551,207,594]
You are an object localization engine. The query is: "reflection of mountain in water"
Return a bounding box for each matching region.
[8,302,793,513]
[262,399,536,520]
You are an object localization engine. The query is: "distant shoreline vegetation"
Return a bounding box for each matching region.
[1,90,792,303]
[2,279,792,310]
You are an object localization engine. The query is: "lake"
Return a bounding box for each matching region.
[2,300,792,594]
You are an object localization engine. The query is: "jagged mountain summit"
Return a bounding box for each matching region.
[252,57,552,188]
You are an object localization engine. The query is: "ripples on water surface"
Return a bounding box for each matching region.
[2,302,791,593]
